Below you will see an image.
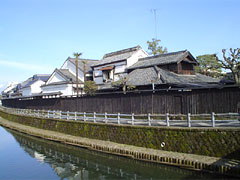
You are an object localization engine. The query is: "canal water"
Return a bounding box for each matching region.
[0,126,233,180]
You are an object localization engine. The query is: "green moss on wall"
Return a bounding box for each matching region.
[1,110,240,159]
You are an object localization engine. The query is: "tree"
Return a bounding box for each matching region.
[84,81,97,96]
[112,75,135,94]
[147,38,167,55]
[217,48,240,84]
[195,54,222,77]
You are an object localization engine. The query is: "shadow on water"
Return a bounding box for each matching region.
[4,128,237,180]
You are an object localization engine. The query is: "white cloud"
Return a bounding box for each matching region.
[0,60,52,72]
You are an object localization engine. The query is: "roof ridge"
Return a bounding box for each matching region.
[69,58,99,61]
[139,50,188,61]
[55,68,70,81]
[103,45,141,59]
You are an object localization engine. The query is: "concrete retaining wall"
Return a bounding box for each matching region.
[1,109,240,160]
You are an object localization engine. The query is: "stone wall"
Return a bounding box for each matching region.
[1,110,240,160]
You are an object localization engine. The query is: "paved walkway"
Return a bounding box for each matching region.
[0,116,239,176]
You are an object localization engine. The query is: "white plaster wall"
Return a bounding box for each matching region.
[21,80,45,96]
[31,80,45,94]
[93,61,127,84]
[42,84,74,96]
[21,87,31,96]
[114,73,128,81]
[94,61,126,71]
[47,72,65,84]
[94,70,102,77]
[62,60,75,75]
[94,77,103,84]
[115,65,126,74]
[61,60,84,82]
[127,49,148,67]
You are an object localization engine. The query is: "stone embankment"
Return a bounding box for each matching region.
[0,116,239,177]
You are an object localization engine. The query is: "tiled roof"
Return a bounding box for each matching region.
[68,58,98,73]
[55,69,82,83]
[41,69,82,87]
[21,74,50,89]
[128,50,197,70]
[126,66,220,87]
[92,46,142,67]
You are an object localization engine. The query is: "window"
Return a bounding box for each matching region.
[102,70,113,82]
[100,66,114,82]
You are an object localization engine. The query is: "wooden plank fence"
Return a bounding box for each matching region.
[2,86,240,114]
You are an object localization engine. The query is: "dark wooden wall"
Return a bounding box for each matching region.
[2,86,240,114]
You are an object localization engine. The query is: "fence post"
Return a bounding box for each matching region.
[166,113,170,127]
[211,112,215,127]
[187,113,191,127]
[83,112,86,121]
[59,111,62,119]
[75,112,77,121]
[38,110,40,117]
[53,110,55,118]
[131,113,134,125]
[117,113,120,124]
[93,112,96,123]
[67,111,69,120]
[48,110,50,118]
[105,112,108,123]
[148,113,151,126]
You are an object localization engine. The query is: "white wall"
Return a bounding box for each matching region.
[115,65,126,74]
[61,60,84,82]
[92,49,148,85]
[113,73,128,81]
[31,80,45,94]
[94,77,103,84]
[21,80,45,96]
[127,49,148,67]
[94,70,102,77]
[93,61,127,84]
[42,84,74,96]
[21,87,31,96]
[47,72,65,84]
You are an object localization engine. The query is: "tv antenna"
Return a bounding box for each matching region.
[151,9,158,39]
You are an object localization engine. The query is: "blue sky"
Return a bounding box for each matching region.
[0,0,239,91]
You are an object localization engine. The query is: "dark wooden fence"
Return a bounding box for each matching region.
[2,86,240,114]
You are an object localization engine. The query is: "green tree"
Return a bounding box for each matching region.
[112,75,135,94]
[195,54,222,77]
[217,48,240,84]
[84,81,97,96]
[147,38,167,55]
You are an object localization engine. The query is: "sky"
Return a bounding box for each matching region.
[0,0,239,92]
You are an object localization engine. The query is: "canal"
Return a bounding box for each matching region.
[0,126,233,180]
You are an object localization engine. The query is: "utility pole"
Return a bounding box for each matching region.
[73,52,82,97]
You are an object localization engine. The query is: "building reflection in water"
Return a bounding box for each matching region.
[8,129,226,180]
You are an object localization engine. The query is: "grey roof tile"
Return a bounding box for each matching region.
[127,50,197,70]
[21,74,50,89]
[92,46,142,67]
[126,66,220,87]
[56,69,82,83]
[68,58,99,72]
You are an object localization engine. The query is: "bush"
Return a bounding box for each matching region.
[84,81,97,96]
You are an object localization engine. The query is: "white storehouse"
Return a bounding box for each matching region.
[1,82,19,98]
[91,46,148,90]
[41,57,98,96]
[20,75,50,97]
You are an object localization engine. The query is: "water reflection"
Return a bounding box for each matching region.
[3,127,230,180]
